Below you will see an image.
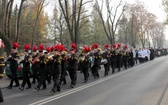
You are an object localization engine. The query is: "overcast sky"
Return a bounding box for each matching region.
[43,0,166,22]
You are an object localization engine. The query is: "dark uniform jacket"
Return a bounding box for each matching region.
[52,55,62,74]
[103,51,111,65]
[80,55,90,69]
[61,54,67,70]
[39,55,47,73]
[8,52,19,70]
[20,55,31,74]
[67,53,78,70]
[93,52,102,66]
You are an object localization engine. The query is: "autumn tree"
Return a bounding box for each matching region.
[58,0,92,50]
[94,0,126,45]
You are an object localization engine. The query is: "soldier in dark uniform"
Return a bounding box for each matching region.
[45,47,52,84]
[35,44,47,90]
[92,44,102,79]
[50,44,62,93]
[67,43,78,88]
[115,44,122,72]
[80,46,91,82]
[111,44,117,74]
[7,42,20,89]
[0,39,5,103]
[32,46,39,84]
[19,44,31,90]
[103,44,111,76]
[122,45,129,69]
[60,47,68,85]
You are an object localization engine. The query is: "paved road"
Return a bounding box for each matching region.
[1,56,168,105]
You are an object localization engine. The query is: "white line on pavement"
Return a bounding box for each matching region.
[29,63,145,105]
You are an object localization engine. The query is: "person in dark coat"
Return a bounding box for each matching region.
[35,44,47,90]
[122,45,129,69]
[91,43,102,79]
[19,44,31,90]
[67,43,79,88]
[115,43,122,72]
[79,46,91,82]
[50,44,62,93]
[111,44,117,74]
[32,46,39,84]
[103,44,111,76]
[7,42,20,89]
[60,48,68,85]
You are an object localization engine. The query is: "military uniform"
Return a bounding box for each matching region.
[60,53,68,85]
[103,50,111,76]
[7,52,20,89]
[122,50,129,69]
[19,55,31,90]
[67,53,78,88]
[32,53,40,84]
[110,50,116,74]
[92,51,102,79]
[115,49,122,72]
[50,54,62,93]
[80,53,90,82]
[35,55,47,90]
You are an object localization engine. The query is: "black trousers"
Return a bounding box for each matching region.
[52,74,61,90]
[32,68,39,83]
[82,68,89,81]
[21,72,31,88]
[68,69,77,85]
[104,64,110,75]
[116,60,121,71]
[9,70,19,87]
[111,60,116,73]
[123,58,128,69]
[60,69,67,84]
[0,87,3,102]
[92,65,99,78]
[37,73,46,88]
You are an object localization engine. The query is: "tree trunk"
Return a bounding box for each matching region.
[16,0,25,42]
[7,0,14,39]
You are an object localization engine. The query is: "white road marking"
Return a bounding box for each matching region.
[29,63,145,105]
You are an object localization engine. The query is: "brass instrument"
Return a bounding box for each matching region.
[32,56,40,64]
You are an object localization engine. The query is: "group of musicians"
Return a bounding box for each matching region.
[4,42,141,94]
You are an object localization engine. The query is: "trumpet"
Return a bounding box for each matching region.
[48,54,53,60]
[32,56,40,64]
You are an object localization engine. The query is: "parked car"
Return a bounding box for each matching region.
[5,61,33,78]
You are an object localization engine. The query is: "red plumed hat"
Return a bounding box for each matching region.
[39,44,45,52]
[70,43,76,52]
[94,43,99,48]
[50,46,55,52]
[55,44,62,51]
[91,44,95,49]
[13,42,19,49]
[33,45,38,52]
[113,44,117,48]
[117,43,121,48]
[104,44,109,49]
[123,45,128,49]
[71,43,76,49]
[24,44,31,52]
[46,47,51,52]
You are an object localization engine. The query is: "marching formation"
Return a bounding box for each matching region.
[6,42,166,94]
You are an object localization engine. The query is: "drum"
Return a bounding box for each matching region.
[101,59,107,65]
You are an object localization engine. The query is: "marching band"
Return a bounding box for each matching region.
[1,41,166,97]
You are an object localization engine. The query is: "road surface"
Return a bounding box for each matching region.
[1,56,168,105]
